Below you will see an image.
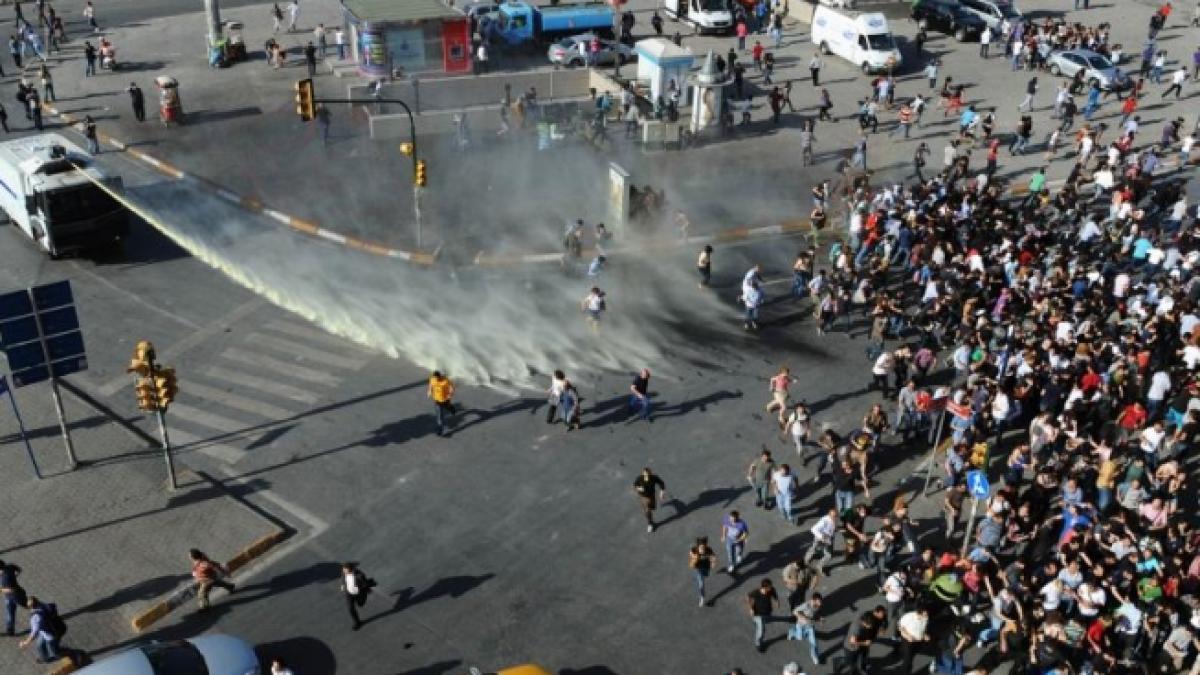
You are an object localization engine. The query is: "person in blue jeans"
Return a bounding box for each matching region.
[19,597,60,664]
[0,559,25,636]
[688,538,718,606]
[787,592,824,665]
[628,368,651,420]
[721,510,749,573]
[746,579,779,652]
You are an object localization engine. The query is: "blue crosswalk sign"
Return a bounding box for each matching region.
[966,470,990,499]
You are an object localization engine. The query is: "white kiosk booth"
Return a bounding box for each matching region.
[634,38,695,106]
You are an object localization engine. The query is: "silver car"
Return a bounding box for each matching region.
[1047,49,1129,91]
[75,635,260,675]
[547,33,635,68]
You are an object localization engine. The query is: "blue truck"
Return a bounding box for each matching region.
[494,1,616,47]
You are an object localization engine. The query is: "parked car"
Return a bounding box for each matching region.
[957,0,1021,32]
[911,0,989,41]
[1047,48,1130,90]
[75,635,259,675]
[547,33,635,67]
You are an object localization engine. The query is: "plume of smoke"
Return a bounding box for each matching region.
[111,170,731,390]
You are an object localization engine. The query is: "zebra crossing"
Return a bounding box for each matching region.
[160,318,371,465]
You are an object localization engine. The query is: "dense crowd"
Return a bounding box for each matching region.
[708,4,1200,675]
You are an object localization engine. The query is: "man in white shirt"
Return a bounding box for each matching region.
[1148,370,1171,419]
[805,508,838,571]
[1141,420,1167,466]
[897,607,930,673]
[771,465,799,525]
[1163,66,1188,98]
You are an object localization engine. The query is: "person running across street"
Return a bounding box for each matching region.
[189,548,235,611]
[633,467,667,532]
[340,562,374,630]
[747,578,779,652]
[689,537,718,606]
[722,510,749,574]
[427,370,456,436]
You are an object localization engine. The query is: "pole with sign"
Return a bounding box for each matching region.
[0,281,88,471]
[0,376,42,479]
[960,470,990,555]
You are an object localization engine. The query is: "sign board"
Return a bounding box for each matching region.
[966,470,990,500]
[0,281,88,387]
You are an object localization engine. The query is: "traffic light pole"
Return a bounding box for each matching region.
[314,97,423,248]
[149,361,178,491]
[155,407,177,491]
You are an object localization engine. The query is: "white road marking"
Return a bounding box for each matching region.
[97,298,264,397]
[166,402,250,435]
[249,333,368,371]
[206,366,321,405]
[183,380,297,420]
[220,347,343,387]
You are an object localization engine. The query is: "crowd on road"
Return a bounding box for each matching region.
[684,3,1200,674]
[513,3,1200,674]
[7,0,1200,673]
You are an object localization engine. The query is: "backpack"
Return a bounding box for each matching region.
[37,603,66,639]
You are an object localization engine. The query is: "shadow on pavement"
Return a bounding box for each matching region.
[256,635,338,674]
[371,573,496,626]
[63,573,190,619]
[0,477,267,555]
[395,661,463,675]
[656,485,751,528]
[186,106,263,125]
[87,561,342,659]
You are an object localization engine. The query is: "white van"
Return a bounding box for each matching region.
[811,6,902,74]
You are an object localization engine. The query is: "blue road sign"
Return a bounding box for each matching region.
[0,281,87,388]
[966,470,990,500]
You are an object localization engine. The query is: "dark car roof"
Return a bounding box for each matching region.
[918,0,986,23]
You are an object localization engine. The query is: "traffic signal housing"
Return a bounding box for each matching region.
[295,78,316,121]
[154,368,178,409]
[127,340,155,376]
[399,142,414,156]
[415,159,427,187]
[135,378,156,411]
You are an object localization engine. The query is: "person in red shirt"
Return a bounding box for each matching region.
[986,138,1001,175]
[1119,95,1138,127]
[1116,401,1147,443]
[751,41,764,73]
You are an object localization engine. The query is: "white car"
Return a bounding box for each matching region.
[76,635,260,675]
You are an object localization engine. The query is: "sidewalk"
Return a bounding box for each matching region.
[0,390,284,674]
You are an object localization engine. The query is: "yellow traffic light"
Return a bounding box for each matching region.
[415,159,427,187]
[154,368,178,409]
[295,78,316,122]
[127,340,155,376]
[135,378,157,411]
[399,142,414,156]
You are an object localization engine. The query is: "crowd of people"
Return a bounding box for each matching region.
[696,3,1200,675]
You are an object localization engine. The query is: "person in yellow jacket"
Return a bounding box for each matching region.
[427,371,456,436]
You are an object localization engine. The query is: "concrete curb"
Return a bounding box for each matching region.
[42,104,437,266]
[49,657,77,675]
[129,528,289,633]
